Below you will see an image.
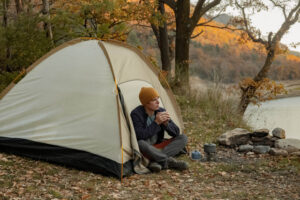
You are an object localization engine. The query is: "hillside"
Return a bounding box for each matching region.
[291,50,300,57]
[127,17,300,83]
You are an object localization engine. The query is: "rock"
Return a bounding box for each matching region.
[272,128,286,139]
[253,145,270,154]
[291,151,300,156]
[238,144,254,152]
[217,128,251,147]
[271,136,280,141]
[269,148,288,156]
[251,135,275,147]
[285,146,299,153]
[251,128,269,137]
[275,139,300,151]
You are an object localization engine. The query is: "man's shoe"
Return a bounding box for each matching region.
[148,162,162,172]
[167,157,189,171]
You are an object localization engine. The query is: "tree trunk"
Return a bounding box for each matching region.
[238,85,256,115]
[253,49,276,82]
[15,0,23,14]
[238,49,276,114]
[2,0,8,27]
[174,0,190,90]
[42,0,53,43]
[2,0,11,72]
[158,1,171,73]
[175,32,190,88]
[151,1,172,78]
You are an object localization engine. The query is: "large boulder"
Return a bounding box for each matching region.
[218,128,251,147]
[272,128,286,139]
[275,139,300,151]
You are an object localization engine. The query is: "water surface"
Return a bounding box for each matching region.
[244,96,300,139]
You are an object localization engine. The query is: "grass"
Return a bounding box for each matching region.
[176,82,250,144]
[49,190,63,198]
[271,157,300,173]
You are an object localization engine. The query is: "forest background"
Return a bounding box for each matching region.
[1,0,300,94]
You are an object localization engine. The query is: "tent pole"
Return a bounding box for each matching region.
[98,41,124,181]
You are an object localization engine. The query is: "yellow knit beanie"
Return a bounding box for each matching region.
[139,87,159,105]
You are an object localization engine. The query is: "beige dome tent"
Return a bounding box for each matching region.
[0,38,184,178]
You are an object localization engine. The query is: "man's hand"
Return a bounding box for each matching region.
[155,111,170,125]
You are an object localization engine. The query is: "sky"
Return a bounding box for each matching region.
[250,7,300,52]
[191,1,300,52]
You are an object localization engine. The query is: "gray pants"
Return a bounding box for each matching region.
[138,134,188,168]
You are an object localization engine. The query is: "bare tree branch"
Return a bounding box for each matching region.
[197,23,242,31]
[235,0,268,46]
[190,0,221,31]
[287,0,300,20]
[269,0,287,19]
[151,23,160,44]
[196,4,228,27]
[198,0,222,17]
[160,0,176,11]
[190,29,204,38]
[272,0,300,43]
[192,0,206,21]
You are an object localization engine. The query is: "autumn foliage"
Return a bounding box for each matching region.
[239,77,287,104]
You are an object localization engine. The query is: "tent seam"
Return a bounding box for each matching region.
[97,41,124,180]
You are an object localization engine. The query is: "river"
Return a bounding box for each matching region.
[244,96,300,139]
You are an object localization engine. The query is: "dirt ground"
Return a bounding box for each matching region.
[1,145,299,200]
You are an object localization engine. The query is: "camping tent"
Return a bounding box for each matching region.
[0,38,184,178]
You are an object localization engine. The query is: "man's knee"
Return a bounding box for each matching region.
[138,140,148,147]
[138,140,150,152]
[176,134,188,146]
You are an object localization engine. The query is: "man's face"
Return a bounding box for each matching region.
[145,97,160,111]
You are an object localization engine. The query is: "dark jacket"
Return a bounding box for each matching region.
[130,105,180,144]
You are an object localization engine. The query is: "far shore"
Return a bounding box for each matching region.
[275,79,300,99]
[190,76,300,100]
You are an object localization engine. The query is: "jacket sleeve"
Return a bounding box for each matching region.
[163,119,180,137]
[158,107,180,137]
[130,112,162,141]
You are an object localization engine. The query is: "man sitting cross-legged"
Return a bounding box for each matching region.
[130,87,188,172]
